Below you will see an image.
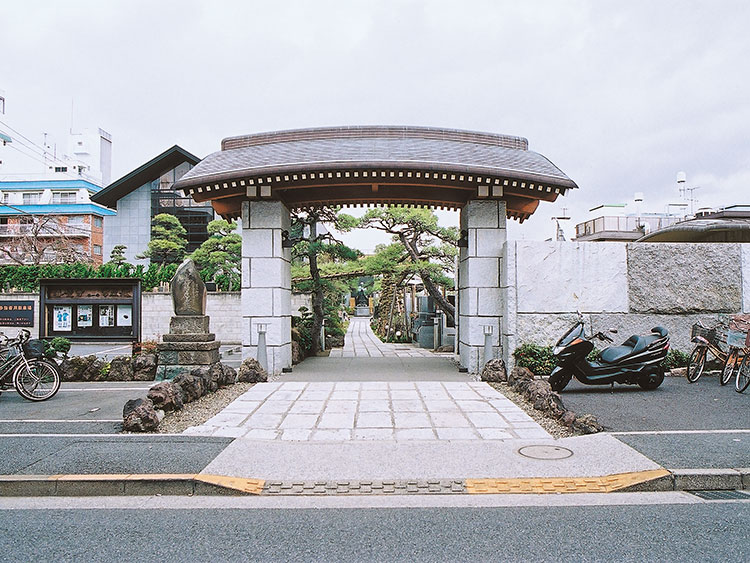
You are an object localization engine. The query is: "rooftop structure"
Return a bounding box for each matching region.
[175,126,578,222]
[638,205,750,242]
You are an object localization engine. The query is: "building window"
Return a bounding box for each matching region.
[94,216,103,228]
[52,192,76,204]
[93,245,102,255]
[67,216,84,225]
[23,192,41,205]
[54,166,68,173]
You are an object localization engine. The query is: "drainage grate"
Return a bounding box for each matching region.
[690,490,750,501]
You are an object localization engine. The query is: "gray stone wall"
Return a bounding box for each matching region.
[102,183,151,265]
[504,241,750,365]
[628,243,742,313]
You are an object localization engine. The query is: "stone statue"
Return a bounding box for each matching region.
[170,259,206,316]
[355,286,368,307]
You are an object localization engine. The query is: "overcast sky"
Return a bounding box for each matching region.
[1,0,748,248]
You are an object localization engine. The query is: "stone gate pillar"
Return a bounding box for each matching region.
[458,199,507,373]
[241,200,292,374]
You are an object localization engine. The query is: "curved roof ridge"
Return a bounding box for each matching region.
[222,125,528,151]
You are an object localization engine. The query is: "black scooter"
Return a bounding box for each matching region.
[548,316,670,392]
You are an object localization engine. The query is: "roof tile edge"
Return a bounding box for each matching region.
[221,126,528,152]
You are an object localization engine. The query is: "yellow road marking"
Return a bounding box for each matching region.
[465,469,671,494]
[195,474,265,494]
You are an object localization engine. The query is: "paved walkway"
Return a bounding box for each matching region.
[184,381,549,441]
[181,319,662,484]
[329,317,438,358]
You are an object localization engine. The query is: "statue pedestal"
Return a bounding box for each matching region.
[155,315,221,380]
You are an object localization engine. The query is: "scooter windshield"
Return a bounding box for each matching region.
[557,323,584,347]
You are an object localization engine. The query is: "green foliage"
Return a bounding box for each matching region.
[99,362,110,377]
[108,245,128,266]
[190,219,241,291]
[44,337,71,359]
[662,349,690,370]
[512,343,557,376]
[0,261,176,292]
[138,214,187,265]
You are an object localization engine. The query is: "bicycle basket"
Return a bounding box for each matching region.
[22,339,45,359]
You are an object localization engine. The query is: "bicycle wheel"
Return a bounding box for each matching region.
[721,348,739,386]
[736,353,750,393]
[13,359,61,401]
[686,346,706,383]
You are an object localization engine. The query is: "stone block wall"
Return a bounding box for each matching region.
[504,241,750,365]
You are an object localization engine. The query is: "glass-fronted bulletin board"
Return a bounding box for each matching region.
[39,279,141,341]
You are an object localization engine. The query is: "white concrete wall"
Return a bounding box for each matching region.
[0,293,40,338]
[515,241,628,313]
[141,292,242,343]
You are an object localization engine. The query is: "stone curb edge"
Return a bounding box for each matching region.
[0,469,748,497]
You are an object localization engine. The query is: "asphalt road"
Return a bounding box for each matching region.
[560,374,749,432]
[559,374,750,469]
[0,381,150,434]
[0,502,747,562]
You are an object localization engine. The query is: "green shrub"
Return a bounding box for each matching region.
[44,337,71,359]
[512,343,556,375]
[662,349,690,370]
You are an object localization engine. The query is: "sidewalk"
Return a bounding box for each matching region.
[1,320,747,497]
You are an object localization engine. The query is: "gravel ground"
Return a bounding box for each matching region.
[158,382,255,434]
[489,381,576,439]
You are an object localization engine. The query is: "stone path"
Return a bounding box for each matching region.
[329,317,438,358]
[184,381,550,441]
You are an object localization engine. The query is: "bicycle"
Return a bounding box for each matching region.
[686,322,727,383]
[0,329,61,401]
[724,315,750,394]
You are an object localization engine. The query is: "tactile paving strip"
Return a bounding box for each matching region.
[263,479,466,495]
[465,469,671,494]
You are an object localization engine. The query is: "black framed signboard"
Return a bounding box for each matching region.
[39,279,141,342]
[0,301,34,327]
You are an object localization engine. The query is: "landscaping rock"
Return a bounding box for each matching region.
[122,398,161,432]
[572,413,604,434]
[480,358,507,382]
[508,366,534,386]
[237,358,268,383]
[59,355,107,382]
[217,363,237,387]
[147,382,183,412]
[191,365,218,393]
[107,356,133,381]
[133,353,158,381]
[560,410,577,427]
[325,334,345,348]
[172,373,205,403]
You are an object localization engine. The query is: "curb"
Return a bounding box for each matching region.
[1,468,748,497]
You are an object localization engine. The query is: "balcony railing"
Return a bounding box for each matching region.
[0,224,91,237]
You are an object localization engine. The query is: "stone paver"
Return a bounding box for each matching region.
[185,381,551,441]
[329,317,439,358]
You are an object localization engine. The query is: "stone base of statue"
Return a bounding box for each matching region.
[355,306,371,317]
[154,260,221,381]
[154,315,221,380]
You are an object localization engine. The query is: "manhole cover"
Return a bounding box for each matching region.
[517,445,574,460]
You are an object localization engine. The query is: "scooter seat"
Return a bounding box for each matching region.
[599,345,635,364]
[599,327,668,364]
